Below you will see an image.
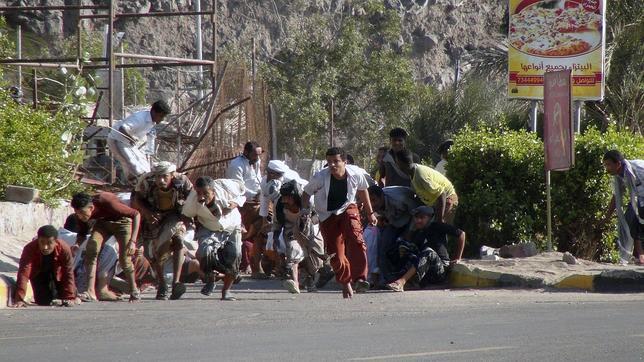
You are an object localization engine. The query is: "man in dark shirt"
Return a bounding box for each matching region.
[303,148,378,298]
[378,128,421,187]
[385,206,465,292]
[71,192,142,302]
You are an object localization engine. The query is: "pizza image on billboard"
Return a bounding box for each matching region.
[510,0,602,57]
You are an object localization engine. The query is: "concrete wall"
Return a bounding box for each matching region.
[0,201,72,272]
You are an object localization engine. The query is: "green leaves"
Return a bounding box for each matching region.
[0,90,85,203]
[262,2,415,164]
[450,126,644,262]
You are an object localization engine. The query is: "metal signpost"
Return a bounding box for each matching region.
[543,69,574,251]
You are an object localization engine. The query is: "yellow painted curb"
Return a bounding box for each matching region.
[0,274,33,308]
[0,274,13,308]
[553,274,595,291]
[449,269,501,288]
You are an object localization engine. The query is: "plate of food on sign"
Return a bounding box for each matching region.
[509,0,602,58]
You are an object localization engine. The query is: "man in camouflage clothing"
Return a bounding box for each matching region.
[133,161,193,300]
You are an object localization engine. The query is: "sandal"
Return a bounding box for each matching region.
[221,290,237,301]
[385,282,404,292]
[78,292,98,303]
[129,289,142,302]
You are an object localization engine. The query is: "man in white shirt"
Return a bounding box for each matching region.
[435,139,453,176]
[107,100,171,183]
[226,141,263,200]
[302,147,378,299]
[226,141,266,277]
[602,150,644,264]
[259,160,307,219]
[182,176,246,300]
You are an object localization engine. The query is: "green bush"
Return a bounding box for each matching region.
[449,127,545,256]
[551,128,644,262]
[0,91,86,204]
[449,126,644,262]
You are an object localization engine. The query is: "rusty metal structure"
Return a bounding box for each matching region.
[0,0,271,185]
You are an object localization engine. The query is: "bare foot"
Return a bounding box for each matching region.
[342,283,353,299]
[98,290,121,301]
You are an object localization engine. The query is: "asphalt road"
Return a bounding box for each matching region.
[1,280,643,361]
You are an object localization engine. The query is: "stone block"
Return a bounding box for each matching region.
[4,186,40,204]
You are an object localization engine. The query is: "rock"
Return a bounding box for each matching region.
[499,242,538,258]
[562,252,577,265]
[413,33,439,52]
[4,185,40,204]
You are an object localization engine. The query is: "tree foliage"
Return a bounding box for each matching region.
[0,90,86,203]
[262,1,416,165]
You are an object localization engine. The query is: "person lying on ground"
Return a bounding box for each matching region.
[385,206,465,292]
[13,225,78,308]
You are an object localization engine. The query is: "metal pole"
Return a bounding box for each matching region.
[114,52,214,65]
[195,0,204,99]
[211,0,217,94]
[269,104,277,159]
[176,69,182,164]
[120,43,125,115]
[108,0,115,184]
[574,100,582,133]
[32,69,37,108]
[530,100,538,132]
[454,56,460,92]
[17,25,22,91]
[76,18,82,61]
[546,169,552,252]
[329,99,334,147]
[252,37,256,84]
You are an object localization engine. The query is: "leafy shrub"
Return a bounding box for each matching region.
[449,127,545,256]
[551,127,644,262]
[449,126,644,262]
[0,90,86,203]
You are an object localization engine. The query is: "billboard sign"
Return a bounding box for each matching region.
[508,0,605,100]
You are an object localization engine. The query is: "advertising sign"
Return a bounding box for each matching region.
[544,70,574,171]
[508,0,605,100]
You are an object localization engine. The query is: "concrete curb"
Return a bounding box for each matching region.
[449,263,644,293]
[0,274,33,308]
[0,274,15,308]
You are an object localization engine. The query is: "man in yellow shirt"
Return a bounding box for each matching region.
[395,150,458,224]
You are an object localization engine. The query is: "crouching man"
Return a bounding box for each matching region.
[273,180,325,294]
[182,176,245,301]
[71,192,142,302]
[385,206,465,292]
[13,225,77,307]
[133,161,193,300]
